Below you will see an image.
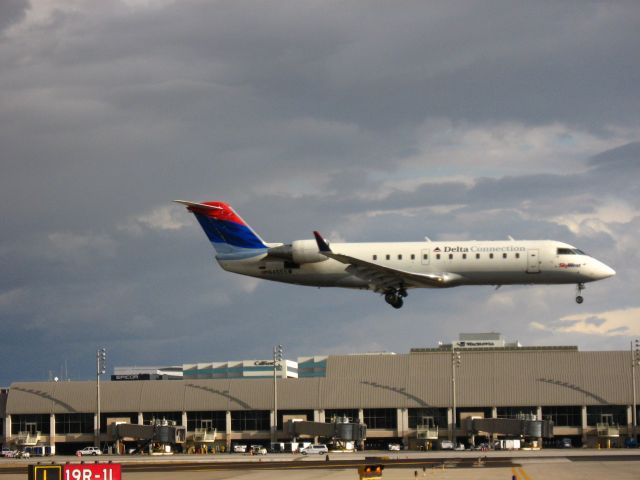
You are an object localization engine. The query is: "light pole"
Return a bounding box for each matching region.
[632,340,640,441]
[450,348,461,442]
[272,345,283,445]
[95,347,106,448]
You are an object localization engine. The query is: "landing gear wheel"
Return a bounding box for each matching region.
[575,283,585,304]
[385,292,397,305]
[399,288,408,298]
[392,297,404,309]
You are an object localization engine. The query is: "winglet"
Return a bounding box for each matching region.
[313,231,332,253]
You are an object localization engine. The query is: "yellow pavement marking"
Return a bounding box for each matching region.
[518,466,532,480]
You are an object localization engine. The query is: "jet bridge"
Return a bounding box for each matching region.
[286,416,367,448]
[107,420,186,454]
[463,415,553,440]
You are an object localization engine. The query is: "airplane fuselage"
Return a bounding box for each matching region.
[219,240,613,290]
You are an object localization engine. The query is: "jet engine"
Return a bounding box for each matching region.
[267,239,328,264]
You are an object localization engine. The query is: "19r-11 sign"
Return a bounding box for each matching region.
[64,464,121,480]
[28,464,121,480]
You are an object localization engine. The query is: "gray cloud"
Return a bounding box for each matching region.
[0,1,638,385]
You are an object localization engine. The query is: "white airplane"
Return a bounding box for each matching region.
[175,200,616,309]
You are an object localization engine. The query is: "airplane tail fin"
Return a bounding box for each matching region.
[174,200,268,257]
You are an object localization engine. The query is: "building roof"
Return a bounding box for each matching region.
[5,350,634,414]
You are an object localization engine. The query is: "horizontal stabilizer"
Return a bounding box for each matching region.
[173,200,223,211]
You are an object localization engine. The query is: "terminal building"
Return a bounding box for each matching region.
[1,334,637,453]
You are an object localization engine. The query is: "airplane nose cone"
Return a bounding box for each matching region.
[592,262,616,280]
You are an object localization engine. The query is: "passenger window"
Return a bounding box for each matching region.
[476,253,480,259]
[489,253,494,259]
[515,253,520,259]
[462,253,467,259]
[411,254,415,260]
[503,253,507,259]
[398,254,402,260]
[436,254,441,260]
[386,254,390,260]
[373,255,377,261]
[423,254,428,260]
[448,253,453,260]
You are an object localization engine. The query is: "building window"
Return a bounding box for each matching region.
[586,405,627,427]
[187,411,226,431]
[496,407,537,419]
[231,410,270,431]
[363,409,397,429]
[408,408,448,429]
[143,411,182,426]
[325,409,359,423]
[12,414,51,435]
[55,413,94,434]
[373,255,377,261]
[542,406,581,427]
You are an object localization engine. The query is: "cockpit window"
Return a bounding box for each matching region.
[557,248,586,255]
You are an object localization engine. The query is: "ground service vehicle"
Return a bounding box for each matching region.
[76,447,102,456]
[301,444,329,455]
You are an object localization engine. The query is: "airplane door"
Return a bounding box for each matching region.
[527,249,540,273]
[421,249,430,265]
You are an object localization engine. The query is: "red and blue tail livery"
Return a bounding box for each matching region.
[174,200,267,258]
[175,200,614,309]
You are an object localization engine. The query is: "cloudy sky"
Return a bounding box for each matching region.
[1,0,639,385]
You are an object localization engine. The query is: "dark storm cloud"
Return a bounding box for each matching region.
[0,1,639,384]
[0,0,28,33]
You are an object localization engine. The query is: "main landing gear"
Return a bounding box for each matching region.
[576,283,585,304]
[384,288,407,309]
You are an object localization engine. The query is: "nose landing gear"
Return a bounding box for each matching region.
[384,288,407,309]
[576,283,585,304]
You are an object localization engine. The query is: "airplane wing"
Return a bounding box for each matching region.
[313,231,461,291]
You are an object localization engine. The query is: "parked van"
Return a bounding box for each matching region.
[300,444,329,455]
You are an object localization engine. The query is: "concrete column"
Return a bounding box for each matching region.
[313,410,322,444]
[270,410,276,441]
[138,412,144,425]
[537,406,543,449]
[489,407,498,444]
[358,409,365,450]
[447,408,453,439]
[225,411,232,450]
[581,406,588,445]
[398,408,409,446]
[627,405,633,437]
[93,413,99,444]
[49,414,55,450]
[182,411,188,428]
[4,414,10,441]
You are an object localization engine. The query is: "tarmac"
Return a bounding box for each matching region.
[1,450,639,479]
